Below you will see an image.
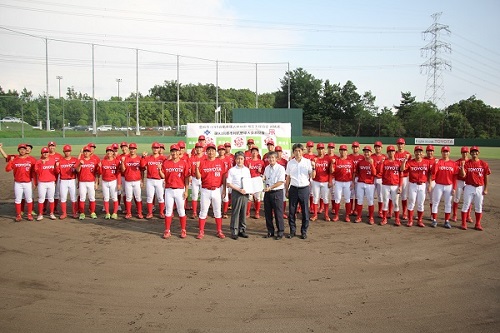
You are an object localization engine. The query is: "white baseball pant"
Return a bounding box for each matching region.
[400,176,409,200]
[350,177,358,199]
[374,178,383,203]
[38,182,55,203]
[432,184,453,214]
[356,182,375,206]
[407,182,426,212]
[14,182,33,204]
[146,178,164,204]
[461,185,484,213]
[312,180,330,204]
[79,181,96,202]
[191,177,201,201]
[102,180,118,202]
[164,188,186,217]
[382,184,400,211]
[54,178,61,200]
[334,181,351,204]
[125,180,142,202]
[60,179,77,203]
[199,187,222,219]
[453,179,466,203]
[118,176,125,195]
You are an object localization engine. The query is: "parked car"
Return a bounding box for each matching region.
[1,116,22,123]
[97,125,113,131]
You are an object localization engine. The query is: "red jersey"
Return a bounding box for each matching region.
[356,159,376,184]
[245,158,265,178]
[313,156,330,182]
[331,158,354,182]
[404,158,432,184]
[76,158,99,182]
[455,158,468,181]
[5,156,35,182]
[277,157,288,168]
[303,152,316,161]
[48,152,63,163]
[348,153,364,171]
[100,158,121,182]
[180,152,190,163]
[225,154,235,168]
[262,151,274,167]
[189,154,206,177]
[162,158,190,189]
[371,153,386,178]
[218,156,231,173]
[122,155,143,181]
[140,155,163,179]
[463,159,490,187]
[432,159,459,186]
[394,151,412,177]
[243,150,261,163]
[35,158,59,183]
[198,158,226,188]
[59,157,78,180]
[423,157,436,180]
[379,159,401,186]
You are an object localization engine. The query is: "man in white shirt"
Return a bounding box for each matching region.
[226,151,252,240]
[285,143,316,239]
[263,152,286,239]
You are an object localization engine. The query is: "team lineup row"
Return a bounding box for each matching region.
[0,135,490,239]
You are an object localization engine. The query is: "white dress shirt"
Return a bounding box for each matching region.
[263,163,286,190]
[226,165,251,189]
[286,157,313,187]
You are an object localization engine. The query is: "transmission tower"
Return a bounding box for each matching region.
[420,12,451,107]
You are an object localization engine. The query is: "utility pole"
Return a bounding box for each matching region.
[116,78,122,99]
[56,76,63,99]
[421,12,451,107]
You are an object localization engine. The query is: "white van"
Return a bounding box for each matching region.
[97,125,113,131]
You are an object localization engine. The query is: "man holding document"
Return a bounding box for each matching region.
[263,152,286,239]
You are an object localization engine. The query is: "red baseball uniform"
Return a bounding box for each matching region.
[463,159,490,186]
[356,159,376,184]
[371,153,386,178]
[141,155,163,179]
[5,156,35,182]
[331,158,354,182]
[277,157,288,169]
[198,158,226,188]
[58,157,78,180]
[245,158,265,178]
[348,153,364,170]
[35,159,59,182]
[433,159,459,186]
[100,158,121,182]
[76,158,99,182]
[394,151,412,177]
[313,156,330,182]
[122,155,142,181]
[455,158,468,181]
[404,159,432,184]
[162,159,190,189]
[189,154,206,177]
[379,159,402,186]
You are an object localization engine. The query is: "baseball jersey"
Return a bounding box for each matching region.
[394,151,412,177]
[379,159,402,186]
[100,158,121,182]
[463,159,490,187]
[76,158,99,182]
[189,154,206,177]
[59,157,78,180]
[140,155,163,179]
[162,158,190,189]
[455,158,468,181]
[122,155,143,181]
[404,158,432,184]
[35,158,59,182]
[356,159,376,184]
[313,156,330,182]
[371,153,386,178]
[245,158,265,178]
[331,158,354,182]
[225,154,235,168]
[5,156,35,182]
[277,157,288,169]
[48,152,63,163]
[432,159,459,186]
[198,158,226,188]
[303,152,316,161]
[348,153,364,171]
[423,157,436,180]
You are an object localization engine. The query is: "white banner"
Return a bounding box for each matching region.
[415,138,455,145]
[187,123,292,159]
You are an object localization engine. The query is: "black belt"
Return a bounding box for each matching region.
[268,189,283,193]
[411,182,424,185]
[291,185,309,189]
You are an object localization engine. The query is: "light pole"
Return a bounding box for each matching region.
[56,76,63,99]
[116,78,122,99]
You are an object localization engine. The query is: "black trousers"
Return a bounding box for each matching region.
[264,189,284,236]
[288,185,310,235]
[230,190,248,235]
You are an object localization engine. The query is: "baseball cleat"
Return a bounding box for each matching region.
[27,214,34,221]
[104,213,111,219]
[180,229,187,238]
[49,214,57,220]
[217,231,226,239]
[15,215,22,222]
[196,232,204,239]
[90,213,97,219]
[444,221,451,229]
[79,213,86,220]
[162,230,171,239]
[111,213,118,220]
[431,220,438,228]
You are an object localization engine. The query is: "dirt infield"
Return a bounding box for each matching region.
[0,160,499,332]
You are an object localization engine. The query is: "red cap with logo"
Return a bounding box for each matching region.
[306,141,314,147]
[387,145,396,152]
[441,146,450,152]
[328,142,335,148]
[120,142,128,147]
[151,142,161,149]
[206,143,216,150]
[352,141,360,147]
[247,138,255,144]
[195,142,203,148]
[48,141,56,147]
[414,145,424,151]
[63,144,72,152]
[105,146,114,152]
[426,145,434,151]
[17,143,27,150]
[224,142,231,147]
[198,135,206,141]
[275,146,283,152]
[217,145,225,151]
[82,146,91,152]
[317,143,325,149]
[470,146,480,152]
[267,140,275,146]
[128,143,138,149]
[339,144,348,150]
[250,145,259,151]
[159,143,165,149]
[88,142,96,148]
[112,143,119,150]
[363,145,372,152]
[374,141,383,147]
[170,144,180,151]
[396,138,405,144]
[41,147,49,153]
[460,146,469,153]
[177,140,186,148]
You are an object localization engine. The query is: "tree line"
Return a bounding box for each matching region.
[1,67,498,138]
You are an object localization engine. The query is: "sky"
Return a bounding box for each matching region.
[0,0,499,110]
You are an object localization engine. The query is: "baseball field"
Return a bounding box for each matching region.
[0,145,499,332]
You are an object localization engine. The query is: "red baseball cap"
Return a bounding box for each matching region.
[306,141,314,147]
[151,142,161,149]
[267,140,275,146]
[352,141,360,147]
[82,146,91,152]
[159,143,165,149]
[224,142,231,147]
[17,143,27,150]
[47,141,56,146]
[63,144,72,152]
[275,146,283,152]
[247,138,255,144]
[396,138,405,144]
[426,145,434,151]
[374,141,383,147]
[170,144,180,151]
[470,146,480,152]
[195,142,203,148]
[339,144,348,150]
[177,140,186,148]
[120,142,128,147]
[112,143,119,150]
[198,135,206,140]
[327,142,335,148]
[387,145,396,152]
[363,145,372,152]
[88,142,96,148]
[317,143,325,149]
[217,145,225,151]
[414,145,424,151]
[206,143,216,150]
[41,147,49,153]
[105,146,114,152]
[250,145,259,151]
[128,143,138,149]
[461,146,469,153]
[441,146,450,152]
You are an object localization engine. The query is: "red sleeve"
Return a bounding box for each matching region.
[5,159,14,172]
